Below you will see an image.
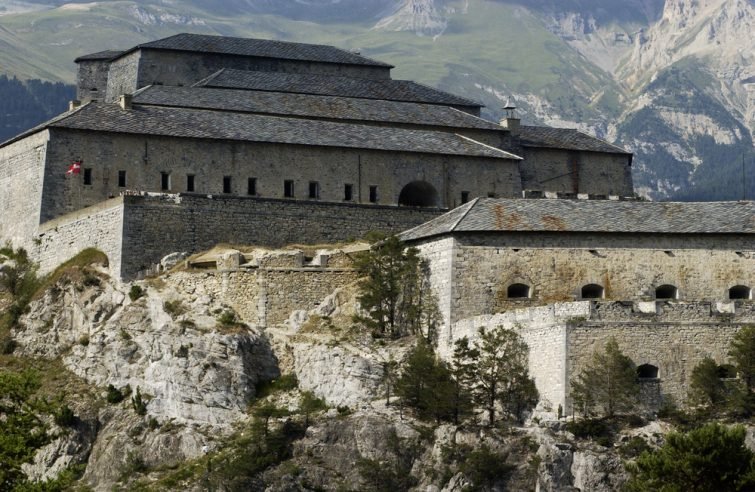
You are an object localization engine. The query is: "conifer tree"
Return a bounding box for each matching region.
[570,338,638,417]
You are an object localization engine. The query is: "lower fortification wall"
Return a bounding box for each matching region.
[120,194,441,277]
[444,301,755,415]
[33,197,125,276]
[30,193,439,278]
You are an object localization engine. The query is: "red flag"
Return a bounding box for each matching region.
[66,160,82,176]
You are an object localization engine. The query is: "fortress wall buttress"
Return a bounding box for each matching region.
[0,131,49,250]
[33,197,126,277]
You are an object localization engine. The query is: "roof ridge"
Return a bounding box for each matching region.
[455,134,522,160]
[401,78,482,107]
[450,198,480,232]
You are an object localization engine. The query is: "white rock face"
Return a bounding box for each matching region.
[374,0,448,37]
[14,274,278,427]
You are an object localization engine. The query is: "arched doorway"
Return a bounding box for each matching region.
[398,181,439,207]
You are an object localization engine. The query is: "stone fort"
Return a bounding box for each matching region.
[0,33,753,414]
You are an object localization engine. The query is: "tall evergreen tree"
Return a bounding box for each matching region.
[570,338,638,417]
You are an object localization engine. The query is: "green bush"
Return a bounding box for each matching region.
[625,423,755,491]
[566,418,614,445]
[132,387,148,416]
[459,444,514,490]
[128,285,144,301]
[163,300,185,318]
[255,374,298,398]
[619,436,651,459]
[106,384,124,404]
[54,405,76,427]
[217,310,237,326]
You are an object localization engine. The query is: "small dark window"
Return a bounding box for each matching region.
[117,170,126,188]
[223,176,232,194]
[83,168,92,185]
[729,285,751,300]
[507,283,530,299]
[581,284,604,299]
[309,181,320,199]
[461,191,470,204]
[369,185,378,203]
[487,192,496,198]
[344,184,353,201]
[186,175,195,192]
[247,177,257,196]
[284,180,295,198]
[655,284,678,300]
[161,172,170,191]
[637,364,659,379]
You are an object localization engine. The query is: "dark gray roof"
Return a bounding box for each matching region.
[400,198,755,241]
[15,103,519,159]
[117,33,392,68]
[194,69,483,108]
[520,125,630,155]
[74,50,124,62]
[132,86,502,131]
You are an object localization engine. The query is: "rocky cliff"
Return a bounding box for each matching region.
[0,248,689,491]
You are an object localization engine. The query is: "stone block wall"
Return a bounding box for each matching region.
[519,148,633,197]
[119,194,439,277]
[76,60,111,102]
[0,132,48,249]
[443,301,755,414]
[446,233,754,324]
[105,51,140,103]
[40,129,519,223]
[32,197,125,276]
[166,265,359,328]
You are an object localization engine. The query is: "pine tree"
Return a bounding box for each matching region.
[453,326,538,425]
[570,338,638,417]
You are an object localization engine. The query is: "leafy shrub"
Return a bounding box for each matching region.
[163,300,185,318]
[217,309,238,326]
[459,444,514,490]
[255,374,298,398]
[619,436,652,459]
[566,418,614,445]
[54,405,76,427]
[132,387,148,416]
[174,345,189,358]
[128,285,144,301]
[625,423,755,491]
[106,384,125,404]
[78,334,89,346]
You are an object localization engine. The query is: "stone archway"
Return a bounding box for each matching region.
[398,181,439,207]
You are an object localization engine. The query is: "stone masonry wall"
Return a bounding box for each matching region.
[567,301,755,411]
[41,129,519,223]
[415,237,457,332]
[164,263,359,328]
[443,301,755,415]
[32,197,125,276]
[120,194,440,277]
[438,302,591,415]
[76,60,111,102]
[519,148,633,197]
[448,233,754,323]
[0,131,48,250]
[105,51,140,103]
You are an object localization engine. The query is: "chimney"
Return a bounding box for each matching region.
[119,94,132,110]
[68,100,81,111]
[500,98,520,136]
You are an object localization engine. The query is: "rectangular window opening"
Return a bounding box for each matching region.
[460,191,470,204]
[83,168,92,186]
[223,176,232,194]
[118,170,126,188]
[247,177,257,196]
[161,172,170,191]
[309,181,320,200]
[186,174,195,192]
[487,192,496,198]
[284,180,295,198]
[369,185,378,203]
[344,184,353,201]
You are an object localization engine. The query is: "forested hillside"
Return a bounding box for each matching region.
[0,76,74,142]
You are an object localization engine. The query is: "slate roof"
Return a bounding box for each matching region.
[115,33,392,68]
[400,198,755,241]
[194,69,483,108]
[74,50,124,62]
[520,125,631,155]
[3,103,520,159]
[131,86,502,131]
